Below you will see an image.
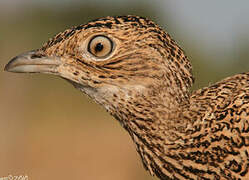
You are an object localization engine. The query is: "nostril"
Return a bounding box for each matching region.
[30,54,43,59]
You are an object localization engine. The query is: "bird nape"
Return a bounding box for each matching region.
[4,15,249,180]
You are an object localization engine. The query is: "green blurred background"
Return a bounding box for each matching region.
[0,0,249,179]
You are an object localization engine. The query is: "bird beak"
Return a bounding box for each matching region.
[4,50,61,74]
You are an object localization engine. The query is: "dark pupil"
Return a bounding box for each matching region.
[95,43,104,52]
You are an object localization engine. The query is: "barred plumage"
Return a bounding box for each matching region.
[5,15,249,179]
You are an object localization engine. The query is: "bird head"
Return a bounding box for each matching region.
[5,15,194,109]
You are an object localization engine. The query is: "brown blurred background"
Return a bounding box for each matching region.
[0,0,249,180]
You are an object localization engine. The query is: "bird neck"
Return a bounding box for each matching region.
[96,84,193,178]
[75,81,193,179]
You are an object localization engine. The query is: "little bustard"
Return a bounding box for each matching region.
[4,15,249,180]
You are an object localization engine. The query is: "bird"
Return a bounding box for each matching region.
[4,15,249,180]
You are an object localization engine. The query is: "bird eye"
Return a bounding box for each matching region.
[88,35,113,58]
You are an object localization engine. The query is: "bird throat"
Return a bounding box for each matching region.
[94,84,191,179]
[70,79,192,179]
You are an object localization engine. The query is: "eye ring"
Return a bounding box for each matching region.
[88,35,113,58]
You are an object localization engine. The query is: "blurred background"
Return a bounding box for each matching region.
[0,0,249,179]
